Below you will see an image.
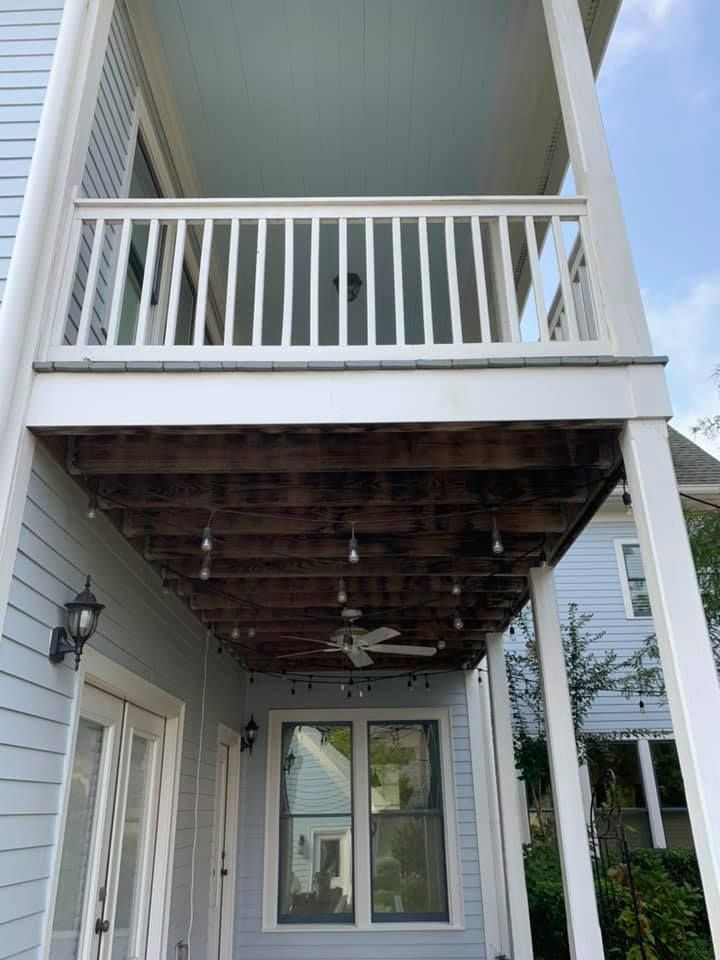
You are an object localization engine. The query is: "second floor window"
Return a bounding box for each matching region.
[617,541,652,618]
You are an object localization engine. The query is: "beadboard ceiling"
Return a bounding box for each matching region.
[145,0,613,200]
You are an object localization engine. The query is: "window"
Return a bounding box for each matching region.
[616,540,652,618]
[649,740,693,848]
[587,740,652,848]
[264,710,461,931]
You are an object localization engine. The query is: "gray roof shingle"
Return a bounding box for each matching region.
[669,427,720,486]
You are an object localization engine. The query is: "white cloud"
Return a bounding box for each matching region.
[643,275,720,454]
[603,0,678,70]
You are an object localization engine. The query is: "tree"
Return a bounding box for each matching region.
[692,365,719,446]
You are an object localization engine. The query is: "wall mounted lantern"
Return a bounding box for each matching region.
[241,714,259,754]
[49,576,105,671]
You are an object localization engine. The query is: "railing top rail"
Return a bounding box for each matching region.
[72,194,589,221]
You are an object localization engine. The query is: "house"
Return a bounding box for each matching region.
[0,2,718,960]
[508,427,720,851]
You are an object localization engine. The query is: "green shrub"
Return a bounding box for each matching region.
[523,842,568,959]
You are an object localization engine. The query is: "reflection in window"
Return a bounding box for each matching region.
[650,740,693,848]
[278,723,353,923]
[368,721,448,922]
[587,741,651,848]
[621,543,651,617]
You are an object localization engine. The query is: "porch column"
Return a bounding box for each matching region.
[529,565,605,960]
[486,633,534,960]
[541,0,651,355]
[637,738,667,850]
[621,418,720,953]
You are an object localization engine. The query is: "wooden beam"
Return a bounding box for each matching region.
[189,592,513,612]
[199,613,506,631]
[177,575,527,595]
[163,556,532,579]
[69,429,614,475]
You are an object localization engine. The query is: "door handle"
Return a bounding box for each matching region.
[95,918,110,935]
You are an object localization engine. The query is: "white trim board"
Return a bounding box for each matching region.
[261,707,464,934]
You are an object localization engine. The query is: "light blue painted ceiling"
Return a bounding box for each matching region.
[146,0,575,199]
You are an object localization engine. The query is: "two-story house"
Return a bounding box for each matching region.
[0,2,718,959]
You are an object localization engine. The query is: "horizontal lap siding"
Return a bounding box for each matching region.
[237,674,486,960]
[0,446,245,959]
[0,1,63,304]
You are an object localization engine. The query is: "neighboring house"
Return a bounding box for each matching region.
[0,4,718,960]
[509,428,720,851]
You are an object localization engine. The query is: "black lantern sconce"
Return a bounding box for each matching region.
[333,272,363,302]
[241,714,259,754]
[49,576,105,671]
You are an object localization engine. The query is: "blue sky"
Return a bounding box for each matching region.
[595,0,719,452]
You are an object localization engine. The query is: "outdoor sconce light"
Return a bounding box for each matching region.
[49,576,105,671]
[241,714,259,754]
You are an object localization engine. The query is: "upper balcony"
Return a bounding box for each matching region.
[27,0,669,430]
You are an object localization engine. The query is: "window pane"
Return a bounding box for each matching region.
[369,722,448,921]
[622,543,651,616]
[650,740,687,807]
[278,723,353,923]
[587,741,646,809]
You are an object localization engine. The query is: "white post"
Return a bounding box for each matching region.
[621,418,720,953]
[579,763,592,824]
[517,777,531,846]
[465,670,511,959]
[529,565,605,960]
[637,739,667,850]
[486,633,534,960]
[541,0,652,356]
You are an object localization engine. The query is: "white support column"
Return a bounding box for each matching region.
[637,739,667,850]
[579,763,592,824]
[529,565,605,960]
[517,776,531,846]
[621,418,720,953]
[486,633,534,960]
[466,670,511,958]
[541,0,652,356]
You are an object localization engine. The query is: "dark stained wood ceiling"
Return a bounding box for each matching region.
[36,421,623,674]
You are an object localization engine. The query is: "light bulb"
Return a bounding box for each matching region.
[451,578,462,597]
[539,547,548,569]
[337,578,347,605]
[366,682,372,694]
[249,671,255,685]
[340,682,345,693]
[247,626,256,639]
[639,698,646,714]
[407,677,414,689]
[200,524,213,553]
[437,639,446,650]
[231,624,241,641]
[348,525,359,564]
[342,638,352,654]
[491,512,504,556]
[453,609,464,631]
[86,495,98,520]
[160,566,170,595]
[359,688,364,698]
[200,554,212,580]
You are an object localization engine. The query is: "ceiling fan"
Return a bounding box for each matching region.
[277,607,438,669]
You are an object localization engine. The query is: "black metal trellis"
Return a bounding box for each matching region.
[588,769,649,959]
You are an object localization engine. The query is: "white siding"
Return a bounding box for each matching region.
[0,446,246,960]
[0,0,64,303]
[237,673,487,960]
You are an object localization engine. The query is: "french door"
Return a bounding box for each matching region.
[49,684,165,960]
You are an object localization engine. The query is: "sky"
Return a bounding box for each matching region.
[594,0,720,453]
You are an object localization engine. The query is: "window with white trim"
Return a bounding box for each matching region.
[265,710,460,930]
[616,540,652,618]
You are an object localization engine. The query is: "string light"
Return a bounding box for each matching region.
[348,524,360,564]
[248,626,256,639]
[622,476,633,515]
[86,495,98,520]
[366,681,372,694]
[437,639,446,650]
[452,609,464,631]
[307,676,313,691]
[160,566,170,596]
[199,554,212,581]
[509,625,515,637]
[425,675,430,690]
[347,678,354,699]
[337,578,348,605]
[490,510,504,556]
[451,578,462,597]
[291,680,296,696]
[231,624,241,641]
[200,522,214,554]
[249,671,255,685]
[639,692,646,714]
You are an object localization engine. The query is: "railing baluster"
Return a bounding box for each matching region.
[578,215,602,341]
[392,216,405,345]
[470,216,491,344]
[309,217,319,347]
[281,217,294,347]
[224,218,239,347]
[76,218,105,347]
[524,215,549,342]
[498,215,520,342]
[165,219,187,346]
[252,218,267,347]
[364,217,376,346]
[418,216,433,345]
[105,217,132,346]
[50,214,83,347]
[135,218,160,346]
[194,218,214,347]
[552,215,579,342]
[338,217,348,347]
[445,216,462,344]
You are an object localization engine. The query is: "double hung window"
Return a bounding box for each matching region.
[616,540,652,618]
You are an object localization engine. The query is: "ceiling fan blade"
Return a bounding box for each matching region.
[358,626,401,648]
[366,643,437,657]
[274,648,339,660]
[279,635,338,648]
[348,647,374,669]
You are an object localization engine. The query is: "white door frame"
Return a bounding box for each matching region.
[42,647,186,960]
[208,723,240,960]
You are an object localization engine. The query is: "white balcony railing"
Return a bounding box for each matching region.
[43,196,610,364]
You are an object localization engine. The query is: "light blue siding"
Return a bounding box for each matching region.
[0,446,246,960]
[237,674,487,960]
[0,0,64,302]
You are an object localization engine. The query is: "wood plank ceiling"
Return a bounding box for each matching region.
[37,421,622,674]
